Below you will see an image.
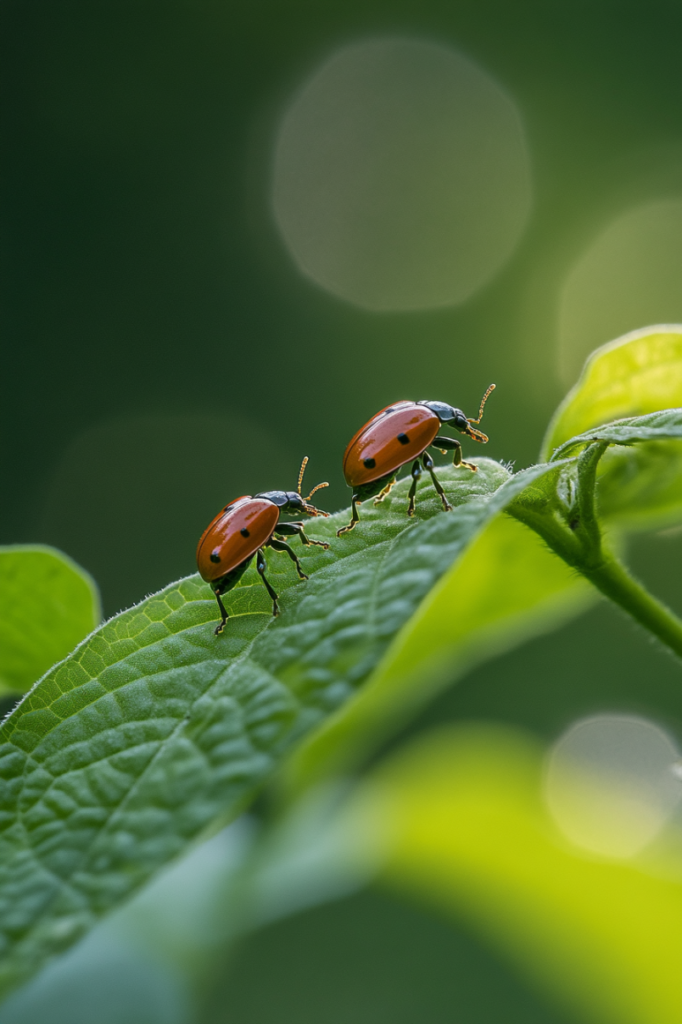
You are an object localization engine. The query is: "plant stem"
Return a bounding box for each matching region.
[580,553,682,660]
[510,489,682,661]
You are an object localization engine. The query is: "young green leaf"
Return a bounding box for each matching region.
[0,459,538,997]
[549,408,682,461]
[0,546,100,696]
[548,409,682,530]
[542,325,682,460]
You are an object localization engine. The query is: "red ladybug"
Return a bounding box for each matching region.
[197,457,330,635]
[337,385,495,535]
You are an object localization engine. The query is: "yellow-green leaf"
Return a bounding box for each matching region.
[542,325,682,461]
[0,546,100,696]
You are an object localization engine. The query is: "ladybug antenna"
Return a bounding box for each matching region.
[464,383,495,444]
[297,456,330,516]
[305,480,330,502]
[468,383,496,425]
[297,456,309,495]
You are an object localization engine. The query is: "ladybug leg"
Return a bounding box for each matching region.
[337,495,361,537]
[407,460,423,516]
[337,479,386,535]
[275,521,330,550]
[373,477,396,505]
[268,536,308,580]
[256,548,280,616]
[452,445,477,472]
[213,587,229,635]
[210,560,252,635]
[422,451,452,512]
[432,436,477,472]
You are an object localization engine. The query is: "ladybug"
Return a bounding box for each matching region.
[337,385,495,535]
[197,457,330,635]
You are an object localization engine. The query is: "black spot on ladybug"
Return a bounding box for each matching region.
[363,458,376,469]
[397,432,410,445]
[240,527,250,538]
[210,550,221,563]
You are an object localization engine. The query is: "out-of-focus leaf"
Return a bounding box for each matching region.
[285,511,592,792]
[359,724,682,1024]
[597,441,682,529]
[0,546,100,696]
[3,459,572,998]
[542,325,682,460]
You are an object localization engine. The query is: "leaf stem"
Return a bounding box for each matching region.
[511,440,682,661]
[581,552,682,659]
[511,498,682,660]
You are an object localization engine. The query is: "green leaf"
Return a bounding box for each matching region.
[542,325,682,460]
[284,508,592,793]
[0,459,536,996]
[0,546,100,696]
[550,408,682,460]
[541,328,682,529]
[358,724,682,1024]
[548,409,682,530]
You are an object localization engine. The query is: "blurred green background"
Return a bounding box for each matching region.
[3,1,682,1021]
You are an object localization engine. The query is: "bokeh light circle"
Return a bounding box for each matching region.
[272,38,532,312]
[544,714,681,859]
[558,199,682,384]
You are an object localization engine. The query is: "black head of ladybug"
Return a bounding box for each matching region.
[256,457,330,518]
[418,384,496,443]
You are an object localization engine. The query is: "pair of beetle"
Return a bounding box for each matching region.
[197,387,495,634]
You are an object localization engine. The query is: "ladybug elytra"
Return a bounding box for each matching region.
[337,385,495,535]
[196,457,330,634]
